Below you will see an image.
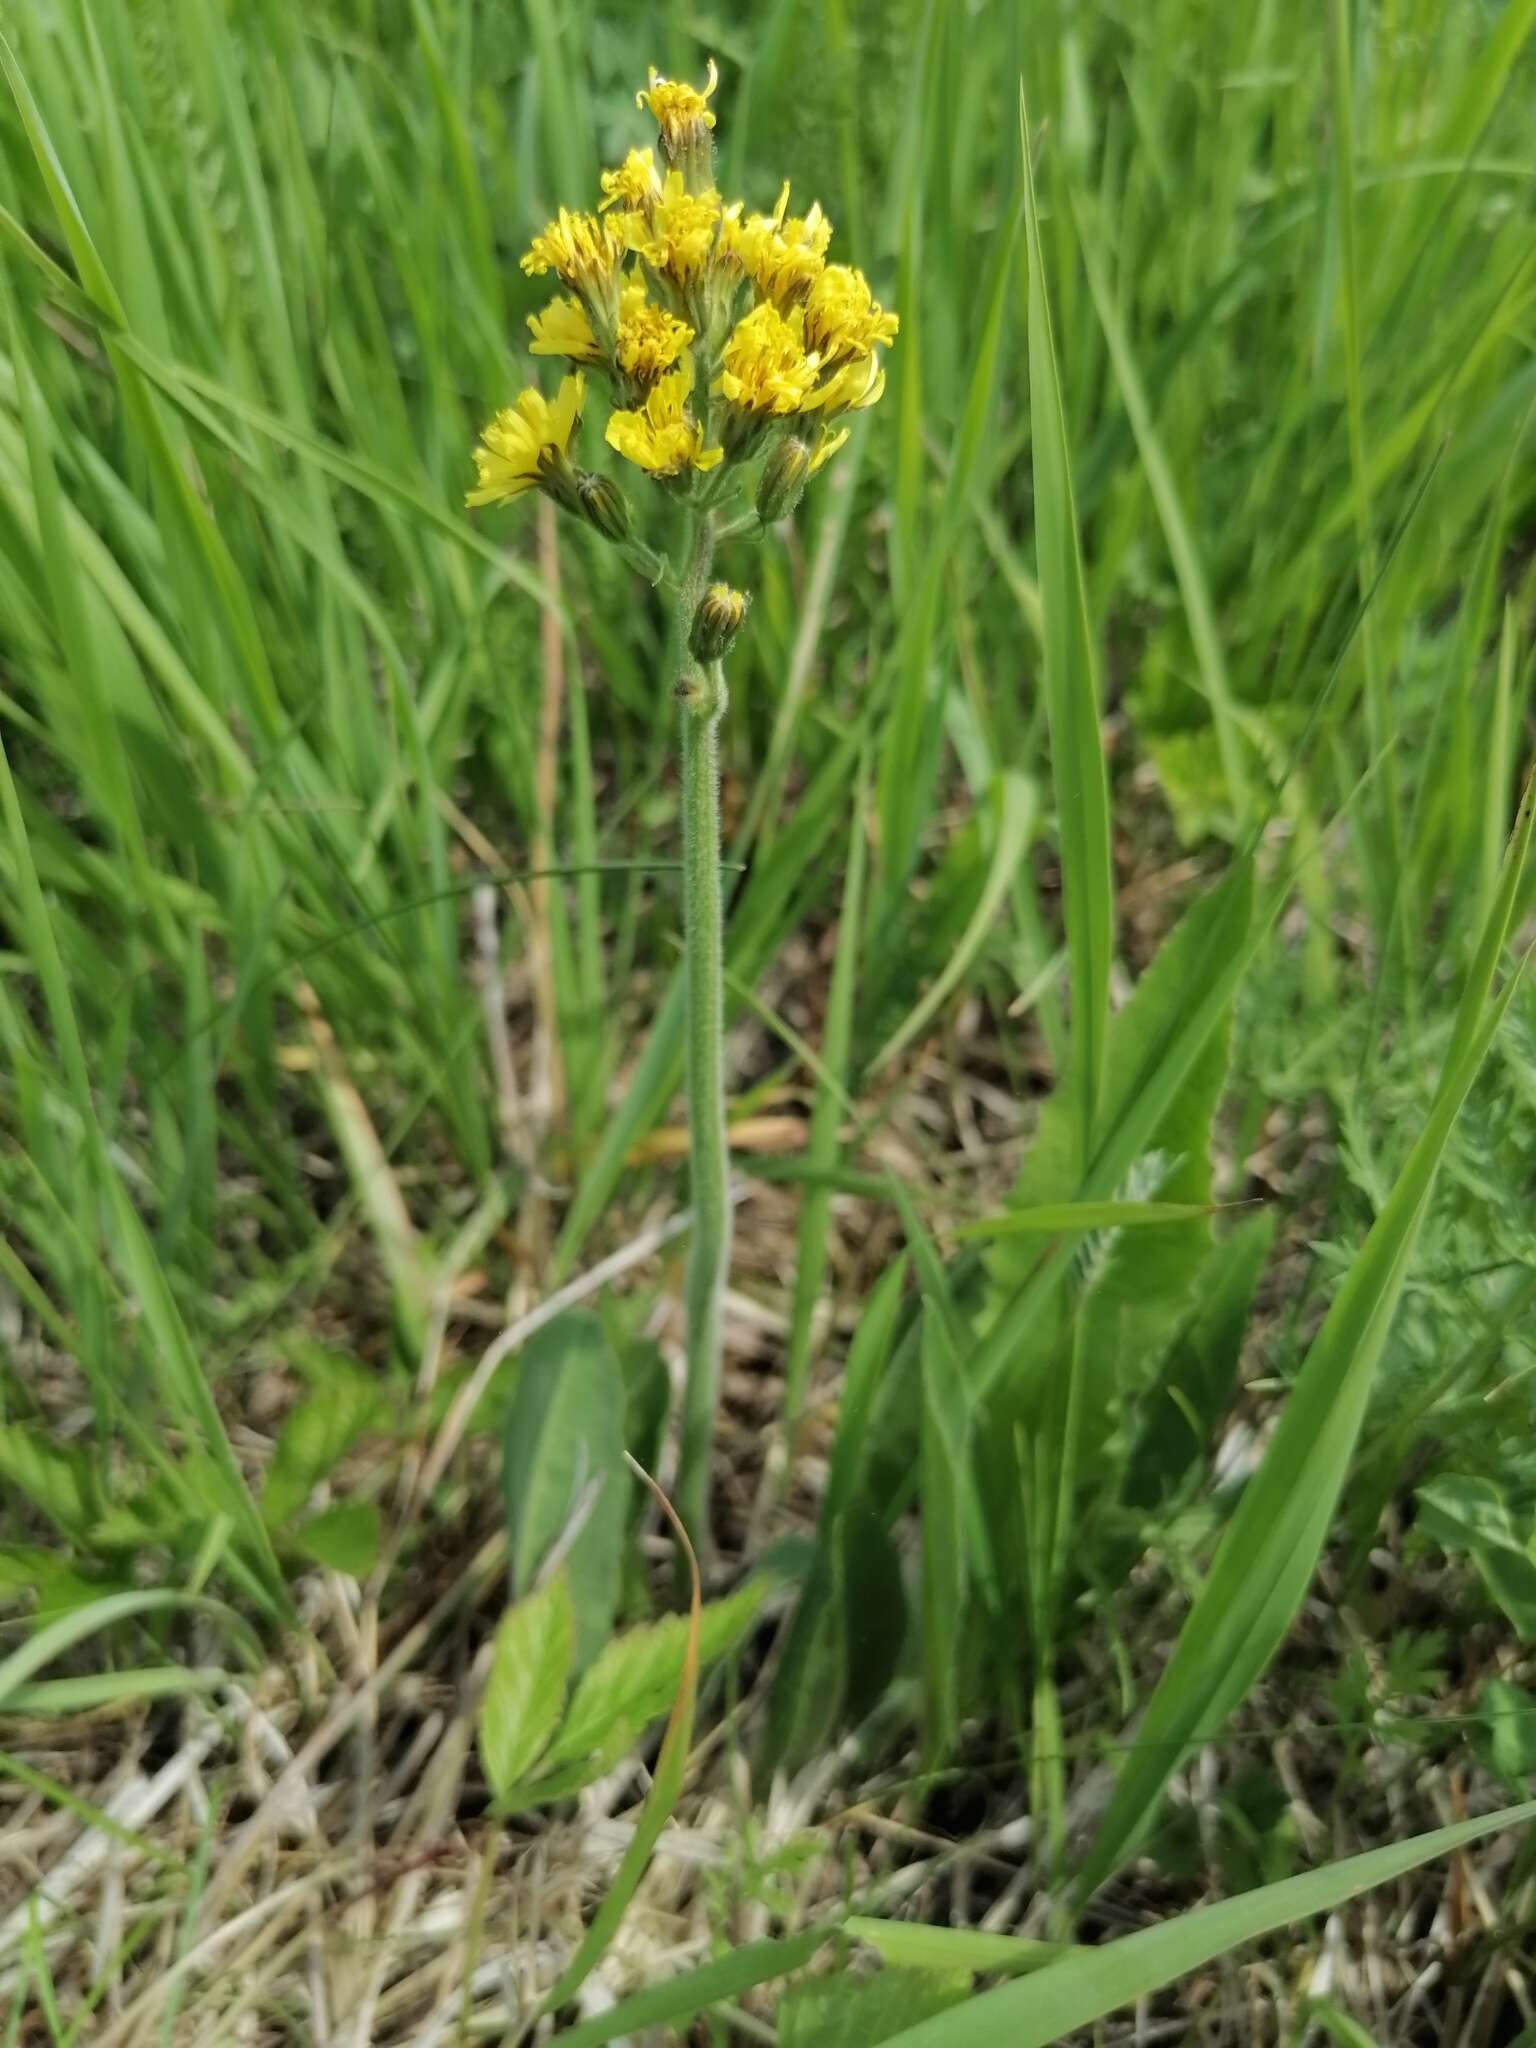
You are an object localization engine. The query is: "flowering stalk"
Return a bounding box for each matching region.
[465,58,896,1556]
[673,512,729,1548]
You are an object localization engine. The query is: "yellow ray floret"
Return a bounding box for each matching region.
[716,302,820,416]
[722,182,833,305]
[803,264,900,366]
[622,171,721,287]
[466,374,584,508]
[600,147,661,213]
[527,296,602,364]
[521,208,624,294]
[808,425,850,474]
[804,349,887,416]
[637,59,718,154]
[605,366,722,476]
[615,284,694,384]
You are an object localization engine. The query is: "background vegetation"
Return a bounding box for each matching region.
[2,0,1536,2040]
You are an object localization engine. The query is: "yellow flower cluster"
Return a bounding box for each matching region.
[467,59,897,508]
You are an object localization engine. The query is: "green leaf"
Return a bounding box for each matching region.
[763,1259,908,1776]
[847,1919,1065,1977]
[920,1303,970,1761]
[293,1501,380,1577]
[533,1578,767,1790]
[479,1574,575,1804]
[262,1360,391,1530]
[880,1800,1536,2048]
[977,856,1260,1405]
[1020,85,1114,1166]
[1123,1212,1276,1512]
[0,1425,98,1537]
[502,1312,629,1667]
[1417,1476,1536,1640]
[551,1928,835,2048]
[961,1200,1229,1240]
[1076,951,1527,1897]
[779,1967,969,2048]
[1475,1679,1536,1784]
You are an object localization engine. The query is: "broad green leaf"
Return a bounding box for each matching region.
[262,1360,391,1530]
[534,1578,767,1788]
[882,1800,1536,2047]
[536,1473,704,2017]
[502,1312,629,1666]
[479,1574,574,1804]
[293,1501,380,1578]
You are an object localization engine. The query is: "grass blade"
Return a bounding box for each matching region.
[881,1799,1536,2048]
[1020,88,1113,1165]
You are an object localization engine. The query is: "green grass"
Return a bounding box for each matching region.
[3,0,1536,2040]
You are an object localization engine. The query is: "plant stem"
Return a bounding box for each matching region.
[674,510,730,1561]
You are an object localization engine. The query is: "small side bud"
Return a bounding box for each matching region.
[689,583,749,663]
[755,437,811,525]
[577,471,632,543]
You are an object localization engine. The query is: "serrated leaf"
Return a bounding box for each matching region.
[479,1574,574,1803]
[262,1360,391,1529]
[1417,1475,1536,1639]
[534,1578,766,1783]
[503,1311,628,1666]
[294,1501,380,1577]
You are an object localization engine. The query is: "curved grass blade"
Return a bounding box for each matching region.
[880,1799,1536,2048]
[551,1927,835,2048]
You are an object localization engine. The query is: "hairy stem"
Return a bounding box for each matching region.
[673,511,730,1561]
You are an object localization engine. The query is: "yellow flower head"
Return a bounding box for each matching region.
[803,264,900,367]
[605,365,722,476]
[637,58,718,159]
[521,208,624,299]
[805,349,887,416]
[527,295,602,364]
[716,302,820,417]
[615,283,694,386]
[624,171,721,288]
[466,374,585,508]
[599,147,661,214]
[723,182,833,306]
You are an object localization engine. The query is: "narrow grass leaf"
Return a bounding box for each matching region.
[1020,87,1113,1163]
[881,1800,1536,2048]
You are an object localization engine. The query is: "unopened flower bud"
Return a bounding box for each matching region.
[755,436,811,525]
[689,583,749,663]
[577,471,632,543]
